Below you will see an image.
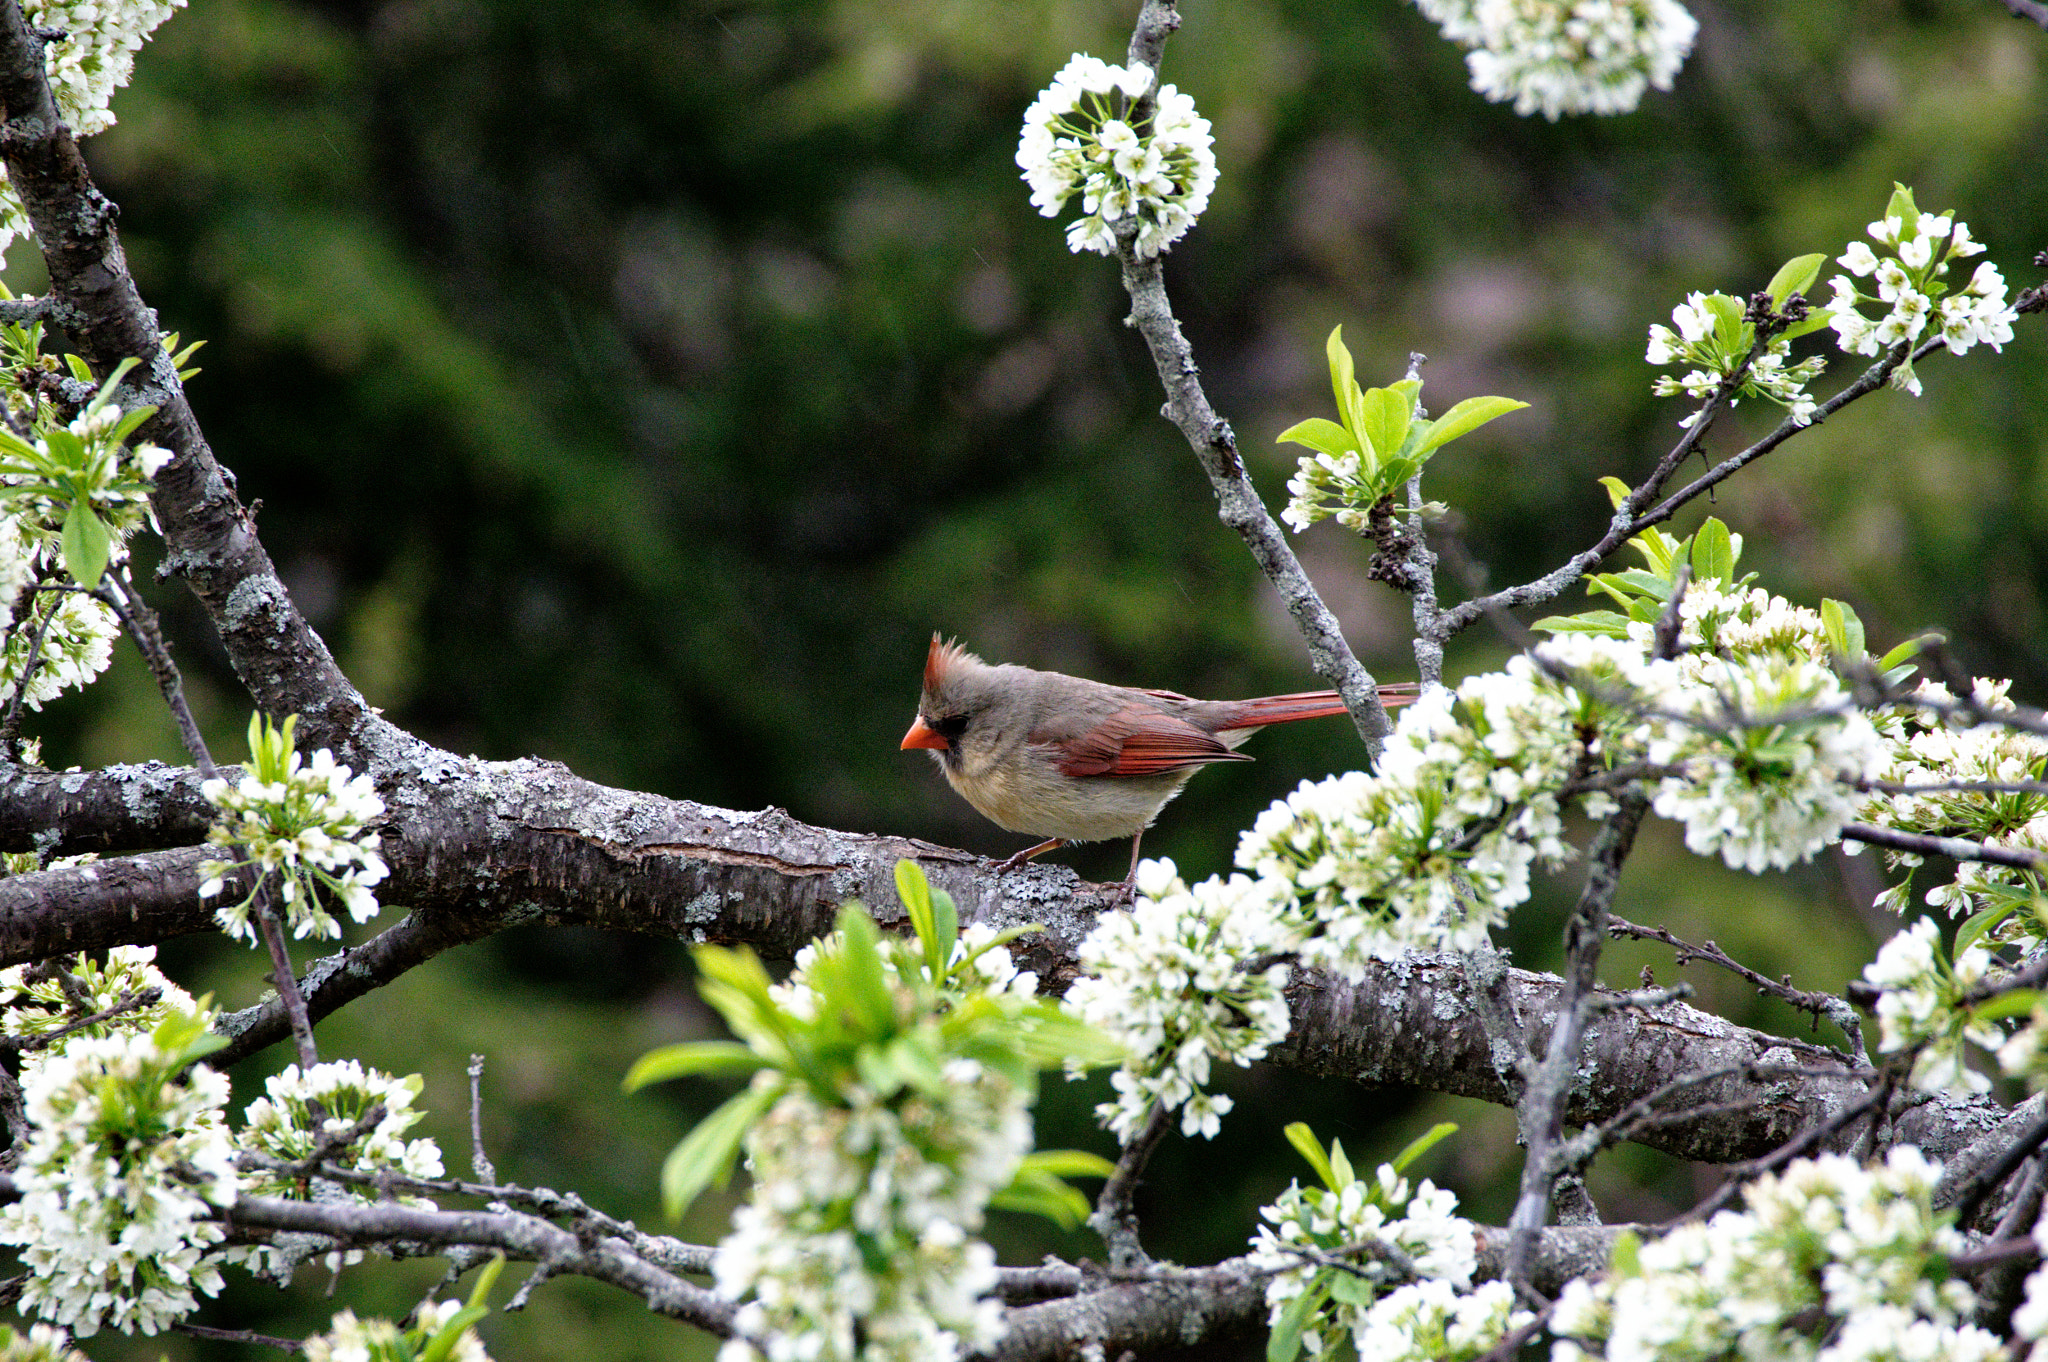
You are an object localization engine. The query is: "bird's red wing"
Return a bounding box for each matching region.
[1046,706,1250,778]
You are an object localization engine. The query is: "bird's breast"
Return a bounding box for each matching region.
[940,744,1195,843]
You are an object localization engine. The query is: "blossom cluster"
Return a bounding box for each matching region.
[228,1060,446,1274]
[1854,676,2048,920]
[0,1324,94,1362]
[0,0,188,254]
[1647,651,1885,873]
[1239,635,1652,979]
[0,943,196,1042]
[1248,1161,1500,1359]
[1066,859,1295,1141]
[1825,198,2018,394]
[198,714,390,943]
[0,513,119,710]
[0,396,172,546]
[301,1301,493,1362]
[1551,1148,1995,1361]
[1411,0,1698,120]
[0,956,456,1337]
[703,905,1061,1362]
[1860,917,2001,1094]
[711,1058,1024,1362]
[0,1028,237,1337]
[1645,290,1825,427]
[1016,54,1217,258]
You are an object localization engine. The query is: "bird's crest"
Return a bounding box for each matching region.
[923,633,979,694]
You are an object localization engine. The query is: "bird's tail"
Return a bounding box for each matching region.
[1214,683,1421,732]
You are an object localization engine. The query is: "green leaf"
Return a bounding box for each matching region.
[895,859,948,982]
[1598,476,1632,511]
[1884,183,1918,230]
[1766,254,1828,307]
[1629,527,1681,577]
[1610,1229,1643,1276]
[929,886,959,983]
[1359,385,1409,465]
[1325,327,1365,439]
[1954,900,2021,962]
[1689,517,1736,585]
[1327,1136,1354,1190]
[1819,599,1866,659]
[1327,1270,1376,1307]
[1266,1271,1330,1362]
[1779,312,1835,343]
[1531,610,1634,638]
[418,1254,502,1362]
[1019,1148,1117,1180]
[1284,1121,1338,1190]
[835,906,899,1037]
[989,1171,1092,1230]
[1007,1003,1125,1069]
[1877,637,1924,672]
[1275,416,1357,458]
[1702,292,1747,346]
[661,1079,781,1219]
[60,502,111,588]
[1388,1122,1458,1175]
[1412,395,1529,456]
[64,353,93,381]
[1972,988,2041,1024]
[623,1041,769,1091]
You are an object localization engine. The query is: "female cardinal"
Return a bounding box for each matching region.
[900,635,1417,883]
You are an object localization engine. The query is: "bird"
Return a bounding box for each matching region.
[900,634,1418,885]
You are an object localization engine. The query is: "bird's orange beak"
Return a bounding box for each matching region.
[900,716,948,751]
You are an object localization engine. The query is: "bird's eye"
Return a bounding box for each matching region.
[929,713,969,743]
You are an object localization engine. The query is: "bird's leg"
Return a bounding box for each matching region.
[1103,832,1146,904]
[995,837,1067,873]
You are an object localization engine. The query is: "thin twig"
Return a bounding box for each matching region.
[1838,822,2046,871]
[1113,0,1396,752]
[1441,341,1919,637]
[1090,1100,1172,1271]
[99,568,214,773]
[254,891,321,1070]
[469,1054,498,1184]
[1608,915,1865,1057]
[1504,790,1650,1298]
[171,1321,304,1352]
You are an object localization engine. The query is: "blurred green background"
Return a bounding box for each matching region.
[9,0,2046,1355]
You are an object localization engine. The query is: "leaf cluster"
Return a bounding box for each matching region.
[626,861,1118,1221]
[0,356,158,589]
[1278,326,1526,524]
[1264,1120,1457,1362]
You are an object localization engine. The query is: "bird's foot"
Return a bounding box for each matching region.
[995,838,1067,874]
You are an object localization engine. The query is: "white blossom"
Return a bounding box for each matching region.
[1645,291,1825,428]
[1825,203,2018,370]
[1647,652,1885,873]
[0,1030,236,1337]
[1412,0,1697,120]
[1249,1163,1487,1358]
[302,1302,494,1362]
[198,733,390,943]
[1015,54,1216,259]
[711,1060,1020,1362]
[0,944,195,1042]
[1066,858,1295,1142]
[0,514,119,708]
[0,0,186,253]
[1862,917,2000,1094]
[1560,1149,1975,1360]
